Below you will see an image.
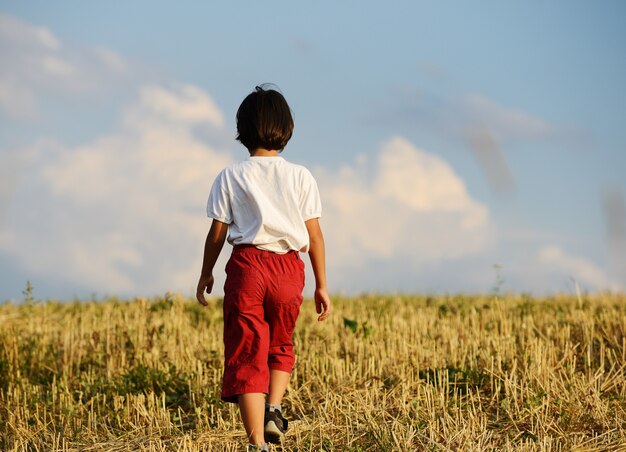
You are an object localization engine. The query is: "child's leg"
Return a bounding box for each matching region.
[221,247,272,447]
[265,251,305,405]
[238,393,266,445]
[268,369,291,405]
[264,368,292,444]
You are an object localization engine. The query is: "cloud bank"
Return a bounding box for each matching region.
[1,85,231,296]
[0,13,619,298]
[0,12,137,119]
[316,137,494,292]
[538,245,621,292]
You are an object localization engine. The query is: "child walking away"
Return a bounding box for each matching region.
[196,85,332,451]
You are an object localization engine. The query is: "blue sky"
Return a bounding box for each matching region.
[1,1,625,300]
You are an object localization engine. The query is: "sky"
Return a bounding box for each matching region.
[1,1,625,301]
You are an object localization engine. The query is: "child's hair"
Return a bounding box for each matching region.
[236,84,294,152]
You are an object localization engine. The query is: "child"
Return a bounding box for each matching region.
[196,85,331,451]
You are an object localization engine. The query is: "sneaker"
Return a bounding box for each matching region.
[264,408,288,444]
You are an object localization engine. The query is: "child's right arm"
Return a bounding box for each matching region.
[305,218,331,321]
[196,219,228,306]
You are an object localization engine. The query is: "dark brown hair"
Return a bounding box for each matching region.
[236,85,294,152]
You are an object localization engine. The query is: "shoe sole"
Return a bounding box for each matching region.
[264,420,284,444]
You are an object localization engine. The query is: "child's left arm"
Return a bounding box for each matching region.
[196,219,228,306]
[305,218,331,321]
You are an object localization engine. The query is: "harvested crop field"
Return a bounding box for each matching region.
[1,293,625,451]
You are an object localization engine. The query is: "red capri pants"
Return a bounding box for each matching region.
[221,245,305,403]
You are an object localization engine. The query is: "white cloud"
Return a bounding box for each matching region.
[1,129,494,296]
[416,61,448,81]
[0,77,37,118]
[0,13,60,50]
[2,14,614,298]
[316,136,493,291]
[463,94,553,140]
[538,245,619,291]
[40,55,76,77]
[134,84,225,127]
[378,89,582,202]
[0,14,231,298]
[384,86,562,146]
[0,13,136,119]
[94,47,128,74]
[1,85,232,296]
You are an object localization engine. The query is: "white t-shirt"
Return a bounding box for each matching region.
[207,156,322,253]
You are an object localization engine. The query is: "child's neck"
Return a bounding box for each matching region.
[250,148,280,157]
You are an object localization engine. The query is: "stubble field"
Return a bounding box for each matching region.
[1,292,625,451]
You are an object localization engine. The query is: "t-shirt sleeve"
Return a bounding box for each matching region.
[206,170,233,224]
[300,169,322,221]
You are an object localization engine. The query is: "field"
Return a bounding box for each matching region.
[1,292,625,451]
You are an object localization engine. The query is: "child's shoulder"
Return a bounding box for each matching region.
[279,158,315,175]
[282,158,310,171]
[280,160,318,186]
[216,160,250,178]
[217,158,316,185]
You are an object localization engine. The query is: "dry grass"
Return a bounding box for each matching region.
[1,292,625,451]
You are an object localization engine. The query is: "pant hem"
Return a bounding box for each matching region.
[268,363,294,373]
